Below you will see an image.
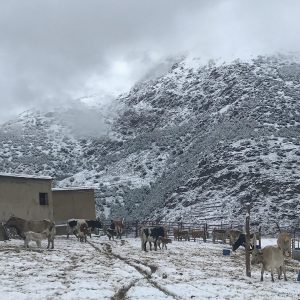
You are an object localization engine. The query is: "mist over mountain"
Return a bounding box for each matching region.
[1,54,300,231]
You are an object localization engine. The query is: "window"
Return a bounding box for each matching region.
[39,193,49,205]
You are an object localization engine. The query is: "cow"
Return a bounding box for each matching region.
[5,216,56,249]
[227,229,242,246]
[86,219,102,237]
[104,227,117,240]
[66,219,87,238]
[212,228,227,243]
[111,218,124,239]
[24,231,50,248]
[157,236,172,249]
[251,246,287,282]
[78,223,89,243]
[277,232,291,257]
[190,229,207,242]
[173,228,190,241]
[141,226,166,251]
[232,227,261,252]
[67,219,102,238]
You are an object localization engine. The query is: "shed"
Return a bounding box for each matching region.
[0,173,53,221]
[52,187,96,222]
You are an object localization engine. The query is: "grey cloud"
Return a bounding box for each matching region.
[0,0,300,124]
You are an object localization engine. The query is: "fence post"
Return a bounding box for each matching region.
[245,203,251,277]
[135,220,139,238]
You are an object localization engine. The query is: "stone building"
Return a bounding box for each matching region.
[0,173,53,221]
[52,187,96,223]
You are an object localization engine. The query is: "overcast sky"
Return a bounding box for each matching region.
[0,0,300,124]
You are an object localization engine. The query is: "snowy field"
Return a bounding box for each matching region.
[0,236,299,300]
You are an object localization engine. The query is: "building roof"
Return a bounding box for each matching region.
[0,172,52,180]
[52,187,95,192]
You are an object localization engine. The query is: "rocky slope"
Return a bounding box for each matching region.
[1,55,300,231]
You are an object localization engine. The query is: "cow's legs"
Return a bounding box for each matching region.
[282,265,287,281]
[277,267,281,279]
[66,227,71,239]
[260,265,264,281]
[271,267,274,282]
[47,237,54,249]
[141,239,147,251]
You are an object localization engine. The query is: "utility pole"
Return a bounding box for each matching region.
[245,203,251,277]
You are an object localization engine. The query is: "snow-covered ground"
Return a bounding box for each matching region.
[0,236,299,299]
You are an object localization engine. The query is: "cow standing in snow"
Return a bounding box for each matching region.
[251,245,287,282]
[66,219,87,238]
[141,226,166,251]
[66,218,102,239]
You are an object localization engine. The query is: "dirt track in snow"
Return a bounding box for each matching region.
[0,236,300,299]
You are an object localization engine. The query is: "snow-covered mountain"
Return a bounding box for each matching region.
[1,55,300,230]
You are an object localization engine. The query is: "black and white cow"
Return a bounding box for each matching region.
[86,219,102,236]
[66,219,102,238]
[66,219,87,238]
[141,226,166,251]
[232,227,261,252]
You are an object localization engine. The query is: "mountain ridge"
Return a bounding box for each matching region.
[1,55,300,231]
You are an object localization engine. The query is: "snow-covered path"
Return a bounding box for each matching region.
[0,236,299,299]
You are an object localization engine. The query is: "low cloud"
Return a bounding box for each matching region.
[0,0,300,124]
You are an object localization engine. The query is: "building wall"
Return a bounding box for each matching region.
[52,189,96,222]
[0,176,53,221]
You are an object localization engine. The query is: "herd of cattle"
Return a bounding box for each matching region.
[2,216,124,248]
[2,216,295,282]
[140,224,293,282]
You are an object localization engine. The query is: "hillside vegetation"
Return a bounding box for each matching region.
[1,55,300,230]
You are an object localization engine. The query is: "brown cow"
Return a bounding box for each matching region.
[78,223,90,243]
[227,229,241,246]
[212,228,227,243]
[157,236,172,249]
[5,216,56,249]
[191,229,207,242]
[173,228,189,241]
[110,218,124,239]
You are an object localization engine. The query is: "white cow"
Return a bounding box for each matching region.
[251,245,287,282]
[24,230,52,248]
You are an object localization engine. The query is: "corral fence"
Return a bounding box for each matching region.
[100,219,245,239]
[292,228,300,261]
